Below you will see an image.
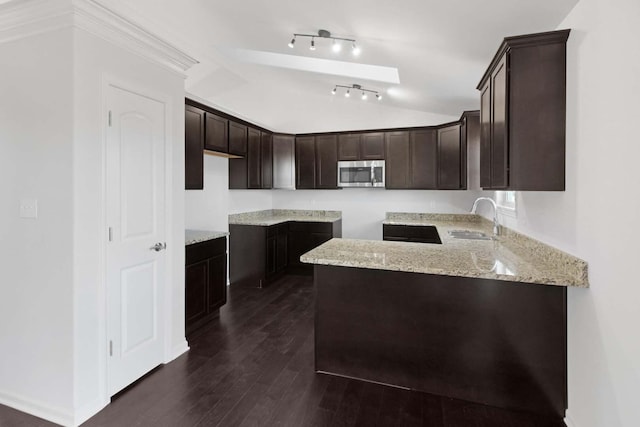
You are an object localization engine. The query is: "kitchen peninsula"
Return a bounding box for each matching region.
[301,213,588,419]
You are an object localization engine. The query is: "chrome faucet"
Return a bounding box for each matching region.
[470,197,501,236]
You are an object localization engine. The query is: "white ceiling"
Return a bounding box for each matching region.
[101,0,579,133]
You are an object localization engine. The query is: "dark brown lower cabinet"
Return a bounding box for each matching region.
[185,237,227,337]
[314,265,567,419]
[266,223,288,280]
[287,221,341,272]
[230,220,341,287]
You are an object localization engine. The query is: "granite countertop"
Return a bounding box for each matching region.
[301,212,589,288]
[229,209,342,226]
[185,229,229,246]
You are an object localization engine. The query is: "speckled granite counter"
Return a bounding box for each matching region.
[301,212,588,288]
[185,230,229,246]
[228,209,341,226]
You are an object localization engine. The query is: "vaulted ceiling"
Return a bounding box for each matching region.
[102,0,579,132]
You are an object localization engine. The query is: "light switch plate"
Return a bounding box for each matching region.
[20,199,38,219]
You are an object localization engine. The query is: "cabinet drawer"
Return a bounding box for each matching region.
[383,224,442,244]
[186,237,226,264]
[288,221,332,233]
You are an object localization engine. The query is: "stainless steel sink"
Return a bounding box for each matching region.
[448,230,493,240]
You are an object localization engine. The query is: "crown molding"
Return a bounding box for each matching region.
[0,0,198,75]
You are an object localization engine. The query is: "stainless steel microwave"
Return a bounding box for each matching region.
[337,160,385,188]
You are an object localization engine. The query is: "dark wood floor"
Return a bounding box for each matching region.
[1,273,566,427]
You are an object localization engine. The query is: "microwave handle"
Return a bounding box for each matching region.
[370,167,375,184]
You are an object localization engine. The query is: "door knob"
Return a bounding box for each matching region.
[150,242,167,252]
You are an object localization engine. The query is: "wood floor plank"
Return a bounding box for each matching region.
[0,273,567,427]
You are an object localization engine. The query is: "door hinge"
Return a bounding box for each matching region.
[109,340,113,356]
[108,111,112,127]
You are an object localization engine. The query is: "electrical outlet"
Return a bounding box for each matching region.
[19,199,38,219]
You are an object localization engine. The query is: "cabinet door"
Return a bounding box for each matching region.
[204,112,228,152]
[338,134,361,160]
[385,131,410,189]
[261,132,273,189]
[491,55,509,189]
[266,236,277,277]
[247,127,262,189]
[437,124,462,189]
[361,132,385,160]
[296,136,316,189]
[273,134,295,189]
[228,121,247,156]
[185,105,204,190]
[228,157,247,189]
[410,129,438,189]
[185,260,208,328]
[315,134,338,189]
[276,227,288,272]
[207,253,227,312]
[480,81,492,188]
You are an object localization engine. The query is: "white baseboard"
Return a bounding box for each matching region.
[564,409,577,427]
[167,339,189,363]
[0,388,73,426]
[72,397,109,427]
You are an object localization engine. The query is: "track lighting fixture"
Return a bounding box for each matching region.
[352,42,361,56]
[288,29,359,55]
[332,84,381,101]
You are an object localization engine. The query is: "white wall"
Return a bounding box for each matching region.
[185,154,273,232]
[488,0,640,425]
[272,189,479,239]
[72,28,187,423]
[0,29,75,423]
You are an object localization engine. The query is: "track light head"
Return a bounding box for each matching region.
[288,37,295,48]
[345,89,350,98]
[376,94,382,101]
[331,87,337,95]
[332,39,341,52]
[361,91,367,100]
[310,38,316,50]
[352,42,361,56]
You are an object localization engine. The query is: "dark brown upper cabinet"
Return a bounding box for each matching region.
[261,132,273,189]
[295,136,338,189]
[228,121,247,157]
[477,29,569,191]
[230,128,273,190]
[247,127,262,189]
[337,134,361,161]
[295,136,316,189]
[437,124,462,190]
[185,104,204,190]
[315,135,338,189]
[361,132,385,160]
[338,132,385,161]
[385,131,411,189]
[204,112,228,153]
[385,127,453,190]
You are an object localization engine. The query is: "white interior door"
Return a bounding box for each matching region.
[106,83,166,396]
